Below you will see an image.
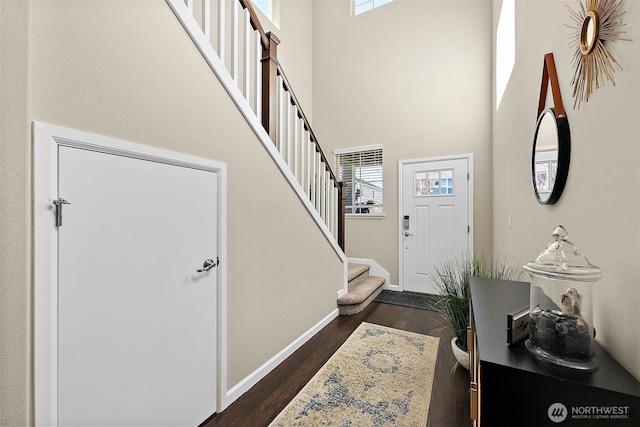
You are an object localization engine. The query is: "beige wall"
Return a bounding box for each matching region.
[255,0,315,119]
[312,0,494,285]
[0,1,31,425]
[492,0,640,379]
[0,1,342,423]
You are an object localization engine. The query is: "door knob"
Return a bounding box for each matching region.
[196,257,219,273]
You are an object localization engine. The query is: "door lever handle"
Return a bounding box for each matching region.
[197,257,219,273]
[404,232,414,237]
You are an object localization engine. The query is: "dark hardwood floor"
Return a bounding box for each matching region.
[203,301,471,427]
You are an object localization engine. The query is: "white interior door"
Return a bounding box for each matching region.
[56,145,218,426]
[401,157,471,294]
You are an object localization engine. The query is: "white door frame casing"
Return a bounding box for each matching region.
[33,122,228,425]
[397,154,474,292]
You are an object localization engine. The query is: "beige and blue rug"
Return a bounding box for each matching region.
[269,322,439,426]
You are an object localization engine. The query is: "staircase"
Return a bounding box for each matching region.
[167,0,357,306]
[337,263,385,315]
[166,0,344,252]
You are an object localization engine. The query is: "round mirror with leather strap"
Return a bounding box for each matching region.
[532,53,571,205]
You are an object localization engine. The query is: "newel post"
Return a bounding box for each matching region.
[261,31,280,142]
[338,182,345,251]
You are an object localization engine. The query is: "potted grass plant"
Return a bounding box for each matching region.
[429,252,521,369]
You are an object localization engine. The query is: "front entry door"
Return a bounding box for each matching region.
[55,144,218,425]
[401,156,471,294]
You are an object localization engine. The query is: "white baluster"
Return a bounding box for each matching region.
[202,0,211,39]
[293,106,299,180]
[334,185,339,238]
[243,7,250,98]
[253,31,261,121]
[285,94,291,166]
[320,167,325,222]
[306,133,313,198]
[276,74,284,152]
[336,185,339,238]
[300,129,306,193]
[217,0,225,62]
[186,0,193,13]
[310,148,316,209]
[317,155,322,217]
[325,169,330,225]
[307,138,316,200]
[231,0,239,82]
[327,183,335,235]
[331,184,337,237]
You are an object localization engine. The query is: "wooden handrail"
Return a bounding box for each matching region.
[238,0,269,49]
[168,0,344,250]
[240,1,344,250]
[276,64,340,187]
[274,63,344,250]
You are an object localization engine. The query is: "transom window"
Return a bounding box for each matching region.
[353,0,393,16]
[251,0,271,19]
[415,169,454,196]
[335,146,383,216]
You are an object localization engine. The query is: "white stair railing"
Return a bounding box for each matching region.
[167,0,344,249]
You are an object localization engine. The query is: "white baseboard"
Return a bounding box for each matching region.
[220,308,339,410]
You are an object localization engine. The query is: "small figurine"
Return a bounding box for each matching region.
[561,287,586,327]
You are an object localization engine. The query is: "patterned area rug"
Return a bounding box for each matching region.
[269,322,439,426]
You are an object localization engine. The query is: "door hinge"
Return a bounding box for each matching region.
[468,225,470,233]
[467,172,470,181]
[53,198,71,227]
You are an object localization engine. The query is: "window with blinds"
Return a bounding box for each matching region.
[334,146,383,216]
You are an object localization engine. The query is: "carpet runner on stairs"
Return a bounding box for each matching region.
[337,263,385,315]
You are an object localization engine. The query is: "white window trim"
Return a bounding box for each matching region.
[346,213,386,219]
[334,144,384,218]
[334,144,383,155]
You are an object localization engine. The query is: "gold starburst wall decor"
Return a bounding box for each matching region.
[566,0,630,108]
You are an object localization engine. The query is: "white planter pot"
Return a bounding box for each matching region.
[451,337,470,370]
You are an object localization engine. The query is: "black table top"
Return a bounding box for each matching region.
[470,276,640,398]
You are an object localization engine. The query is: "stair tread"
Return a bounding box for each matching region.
[348,263,370,282]
[338,276,385,306]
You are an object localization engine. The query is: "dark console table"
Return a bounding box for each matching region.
[469,277,639,426]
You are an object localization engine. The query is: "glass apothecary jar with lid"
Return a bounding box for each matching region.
[523,225,601,371]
